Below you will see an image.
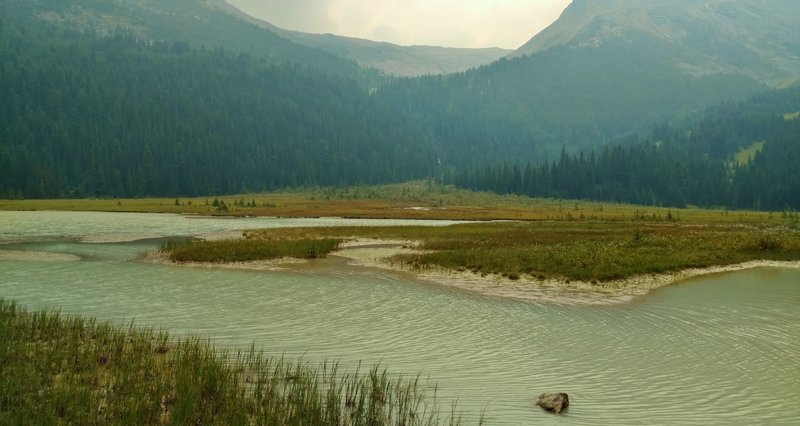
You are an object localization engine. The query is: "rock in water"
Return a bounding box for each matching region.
[537,392,570,414]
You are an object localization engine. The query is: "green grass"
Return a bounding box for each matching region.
[246,221,800,282]
[784,111,800,121]
[734,140,765,166]
[0,299,467,425]
[163,238,343,263]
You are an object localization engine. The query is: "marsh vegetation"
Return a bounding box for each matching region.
[245,222,800,282]
[0,299,465,425]
[162,238,343,263]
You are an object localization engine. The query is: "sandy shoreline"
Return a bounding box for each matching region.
[140,250,306,271]
[329,239,800,305]
[149,237,800,306]
[0,249,82,262]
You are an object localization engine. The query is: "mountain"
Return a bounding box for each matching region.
[373,0,800,168]
[267,32,511,77]
[512,0,800,85]
[0,0,434,198]
[209,0,510,76]
[3,0,800,207]
[5,0,381,86]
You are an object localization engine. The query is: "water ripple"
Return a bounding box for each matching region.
[2,244,799,424]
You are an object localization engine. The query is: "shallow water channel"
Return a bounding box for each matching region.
[1,211,799,425]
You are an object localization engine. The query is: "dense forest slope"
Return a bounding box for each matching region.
[0,4,435,198]
[453,88,800,210]
[376,37,765,167]
[373,0,800,169]
[5,0,381,86]
[2,0,800,210]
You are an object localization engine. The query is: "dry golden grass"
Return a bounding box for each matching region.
[0,182,789,225]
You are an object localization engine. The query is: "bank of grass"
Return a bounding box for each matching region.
[163,238,343,263]
[0,299,466,425]
[1,182,795,224]
[247,222,800,282]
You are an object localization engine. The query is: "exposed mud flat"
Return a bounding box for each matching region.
[140,250,305,271]
[0,250,82,262]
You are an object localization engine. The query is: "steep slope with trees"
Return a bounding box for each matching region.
[452,88,800,210]
[374,0,800,170]
[6,0,381,86]
[0,11,435,198]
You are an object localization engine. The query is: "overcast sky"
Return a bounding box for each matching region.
[225,0,572,49]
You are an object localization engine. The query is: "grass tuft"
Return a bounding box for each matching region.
[0,299,466,425]
[162,238,343,263]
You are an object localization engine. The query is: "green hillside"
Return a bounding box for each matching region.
[376,33,765,168]
[5,0,381,86]
[0,6,435,198]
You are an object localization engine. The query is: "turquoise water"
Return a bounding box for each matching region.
[1,211,798,425]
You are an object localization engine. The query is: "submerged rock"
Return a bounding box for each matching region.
[537,392,570,414]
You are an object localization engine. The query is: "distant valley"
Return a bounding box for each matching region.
[210,0,511,77]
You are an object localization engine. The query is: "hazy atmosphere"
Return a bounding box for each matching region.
[3,0,800,424]
[226,0,571,48]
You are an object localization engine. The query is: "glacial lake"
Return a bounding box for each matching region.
[1,211,799,425]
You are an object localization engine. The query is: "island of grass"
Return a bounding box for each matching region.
[158,220,800,294]
[162,238,343,263]
[239,222,800,281]
[0,299,466,425]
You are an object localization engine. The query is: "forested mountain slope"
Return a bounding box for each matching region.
[453,87,800,210]
[2,0,800,208]
[376,38,764,168]
[374,0,800,169]
[0,7,435,198]
[5,0,381,86]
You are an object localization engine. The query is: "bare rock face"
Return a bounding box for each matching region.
[537,392,570,414]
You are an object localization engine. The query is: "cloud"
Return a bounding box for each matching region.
[225,0,571,49]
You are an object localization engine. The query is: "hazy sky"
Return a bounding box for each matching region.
[225,0,572,49]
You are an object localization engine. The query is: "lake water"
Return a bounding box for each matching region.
[1,211,798,425]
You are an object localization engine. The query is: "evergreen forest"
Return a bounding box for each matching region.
[2,0,800,211]
[451,89,800,211]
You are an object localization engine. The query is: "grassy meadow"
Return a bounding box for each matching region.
[7,182,799,281]
[0,299,466,425]
[245,221,800,282]
[0,181,794,224]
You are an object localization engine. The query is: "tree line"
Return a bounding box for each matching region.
[450,89,800,211]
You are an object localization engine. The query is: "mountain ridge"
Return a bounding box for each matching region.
[209,0,511,76]
[511,0,800,85]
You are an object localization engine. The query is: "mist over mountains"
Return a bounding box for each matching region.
[1,0,799,208]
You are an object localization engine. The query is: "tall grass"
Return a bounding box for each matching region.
[0,299,467,425]
[163,238,343,263]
